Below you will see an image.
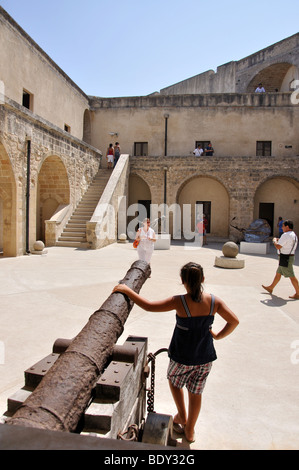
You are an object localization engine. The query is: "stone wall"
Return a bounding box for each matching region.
[0,99,101,256]
[129,155,299,239]
[87,154,130,249]
[1,6,298,254]
[90,93,299,158]
[160,33,299,95]
[0,7,89,140]
[236,33,299,92]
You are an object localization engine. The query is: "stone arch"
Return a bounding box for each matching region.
[246,62,295,92]
[254,176,299,235]
[0,142,17,257]
[83,109,91,144]
[128,173,151,206]
[177,175,230,238]
[37,155,70,240]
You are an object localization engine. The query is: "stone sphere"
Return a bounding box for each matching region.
[119,233,127,241]
[222,241,239,258]
[33,240,45,251]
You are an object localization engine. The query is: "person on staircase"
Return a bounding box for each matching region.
[106,143,114,169]
[114,142,121,167]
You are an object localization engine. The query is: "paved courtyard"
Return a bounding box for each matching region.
[0,241,298,450]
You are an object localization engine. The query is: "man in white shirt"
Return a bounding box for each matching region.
[262,220,299,299]
[255,83,265,93]
[193,145,203,156]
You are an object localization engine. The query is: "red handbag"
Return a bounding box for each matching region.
[133,239,140,248]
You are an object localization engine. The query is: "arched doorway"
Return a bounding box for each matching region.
[0,143,17,257]
[177,176,230,238]
[254,177,299,236]
[128,174,151,237]
[37,156,70,241]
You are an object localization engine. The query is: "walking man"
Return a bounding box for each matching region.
[262,220,299,299]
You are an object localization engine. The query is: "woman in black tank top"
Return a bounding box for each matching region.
[113,262,239,443]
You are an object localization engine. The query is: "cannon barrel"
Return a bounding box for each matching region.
[6,260,151,432]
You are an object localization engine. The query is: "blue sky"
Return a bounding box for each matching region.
[1,0,299,97]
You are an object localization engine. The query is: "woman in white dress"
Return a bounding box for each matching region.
[135,218,156,263]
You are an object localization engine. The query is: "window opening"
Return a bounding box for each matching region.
[256,141,271,156]
[134,142,148,156]
[22,89,33,110]
[195,141,211,154]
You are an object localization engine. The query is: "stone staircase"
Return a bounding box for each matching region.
[56,169,111,248]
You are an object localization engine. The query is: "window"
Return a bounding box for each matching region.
[64,124,71,133]
[256,141,271,156]
[134,142,148,156]
[22,89,33,110]
[195,140,211,152]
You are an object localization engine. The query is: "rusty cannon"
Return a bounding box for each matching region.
[0,260,176,449]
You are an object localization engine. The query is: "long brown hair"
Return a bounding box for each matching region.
[180,262,204,302]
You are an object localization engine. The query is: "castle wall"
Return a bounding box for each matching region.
[0,7,89,140]
[160,33,299,95]
[0,6,298,254]
[90,93,299,158]
[129,155,299,239]
[0,99,101,256]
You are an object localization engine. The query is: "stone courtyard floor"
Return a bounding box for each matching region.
[0,241,298,450]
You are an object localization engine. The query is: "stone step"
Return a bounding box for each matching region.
[56,169,111,248]
[65,223,86,229]
[74,206,95,212]
[72,212,94,218]
[63,226,86,232]
[58,236,86,242]
[55,240,89,248]
[77,201,98,206]
[83,193,104,199]
[70,214,92,221]
[61,231,86,237]
[82,197,101,202]
[79,198,100,203]
[82,191,103,196]
[68,217,87,223]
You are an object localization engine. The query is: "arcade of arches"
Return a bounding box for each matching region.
[128,172,299,240]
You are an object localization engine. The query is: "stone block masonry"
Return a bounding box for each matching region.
[129,155,299,239]
[0,99,101,256]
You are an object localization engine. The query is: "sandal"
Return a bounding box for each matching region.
[173,422,185,434]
